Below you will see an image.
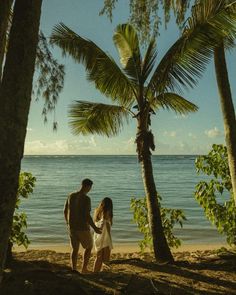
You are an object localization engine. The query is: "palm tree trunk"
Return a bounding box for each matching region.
[214,43,236,206]
[136,126,174,263]
[0,0,13,80]
[0,0,42,283]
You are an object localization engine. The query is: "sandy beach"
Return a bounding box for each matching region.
[14,242,229,253]
[2,243,235,295]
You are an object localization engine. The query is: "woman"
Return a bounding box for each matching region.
[93,197,113,272]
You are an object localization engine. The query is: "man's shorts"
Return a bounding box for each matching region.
[69,229,93,250]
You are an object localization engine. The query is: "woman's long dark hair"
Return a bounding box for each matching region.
[94,197,113,224]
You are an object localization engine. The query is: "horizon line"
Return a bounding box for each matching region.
[23,154,203,156]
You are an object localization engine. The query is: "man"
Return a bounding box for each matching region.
[64,178,101,273]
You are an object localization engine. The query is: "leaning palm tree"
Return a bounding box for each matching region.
[212,0,236,206]
[51,2,236,262]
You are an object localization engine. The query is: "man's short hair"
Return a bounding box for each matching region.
[82,178,93,187]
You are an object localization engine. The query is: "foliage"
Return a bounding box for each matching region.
[50,20,205,139]
[4,11,65,130]
[34,32,65,130]
[51,3,236,258]
[69,101,130,136]
[100,0,191,44]
[194,144,236,246]
[131,196,186,252]
[101,0,236,47]
[50,1,236,138]
[9,172,36,248]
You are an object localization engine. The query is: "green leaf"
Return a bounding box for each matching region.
[150,92,198,114]
[69,100,130,137]
[148,0,236,95]
[194,144,236,246]
[113,23,142,84]
[50,23,136,106]
[131,195,185,251]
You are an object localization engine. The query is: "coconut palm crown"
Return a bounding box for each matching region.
[50,0,236,262]
[50,0,236,153]
[50,23,199,145]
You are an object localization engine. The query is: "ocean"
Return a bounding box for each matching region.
[20,155,226,247]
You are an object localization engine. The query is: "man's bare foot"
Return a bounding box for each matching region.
[71,269,80,274]
[81,269,92,274]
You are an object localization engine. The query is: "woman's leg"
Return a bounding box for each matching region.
[93,249,103,272]
[102,246,111,264]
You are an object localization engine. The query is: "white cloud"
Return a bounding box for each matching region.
[163,131,177,137]
[174,114,188,120]
[155,139,212,155]
[204,127,222,138]
[27,127,33,132]
[24,136,137,155]
[127,137,135,145]
[188,132,197,139]
[90,136,97,147]
[119,137,136,154]
[24,137,98,155]
[25,140,68,154]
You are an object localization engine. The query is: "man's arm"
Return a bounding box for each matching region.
[64,199,68,224]
[88,215,102,234]
[87,198,101,234]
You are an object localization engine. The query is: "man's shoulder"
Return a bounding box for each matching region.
[68,191,79,200]
[68,191,90,204]
[80,193,91,202]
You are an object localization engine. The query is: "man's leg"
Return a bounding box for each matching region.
[69,230,80,271]
[71,245,79,271]
[93,249,103,272]
[79,230,93,273]
[81,247,92,273]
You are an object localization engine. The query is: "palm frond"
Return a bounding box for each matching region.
[151,93,198,114]
[141,38,157,83]
[113,23,142,84]
[148,0,236,95]
[69,101,130,137]
[50,23,136,106]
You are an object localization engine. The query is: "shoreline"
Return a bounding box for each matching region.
[14,242,229,254]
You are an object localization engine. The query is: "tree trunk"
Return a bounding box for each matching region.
[136,124,174,263]
[6,241,13,267]
[214,43,236,206]
[0,0,42,283]
[0,0,13,80]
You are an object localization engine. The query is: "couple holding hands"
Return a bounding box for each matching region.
[64,178,113,273]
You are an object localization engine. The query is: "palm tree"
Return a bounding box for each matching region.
[214,43,236,206]
[0,0,42,283]
[0,0,13,80]
[212,0,236,206]
[51,2,236,262]
[102,0,236,206]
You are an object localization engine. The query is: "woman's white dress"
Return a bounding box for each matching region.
[94,218,113,252]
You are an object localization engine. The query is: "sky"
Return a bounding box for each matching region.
[24,0,236,155]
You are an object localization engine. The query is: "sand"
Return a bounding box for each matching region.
[2,243,235,294]
[14,242,229,253]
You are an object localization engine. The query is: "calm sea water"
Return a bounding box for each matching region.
[20,155,226,246]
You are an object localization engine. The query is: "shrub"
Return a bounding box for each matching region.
[194,144,236,246]
[9,172,36,249]
[130,195,186,252]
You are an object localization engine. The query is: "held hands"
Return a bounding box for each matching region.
[94,226,102,234]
